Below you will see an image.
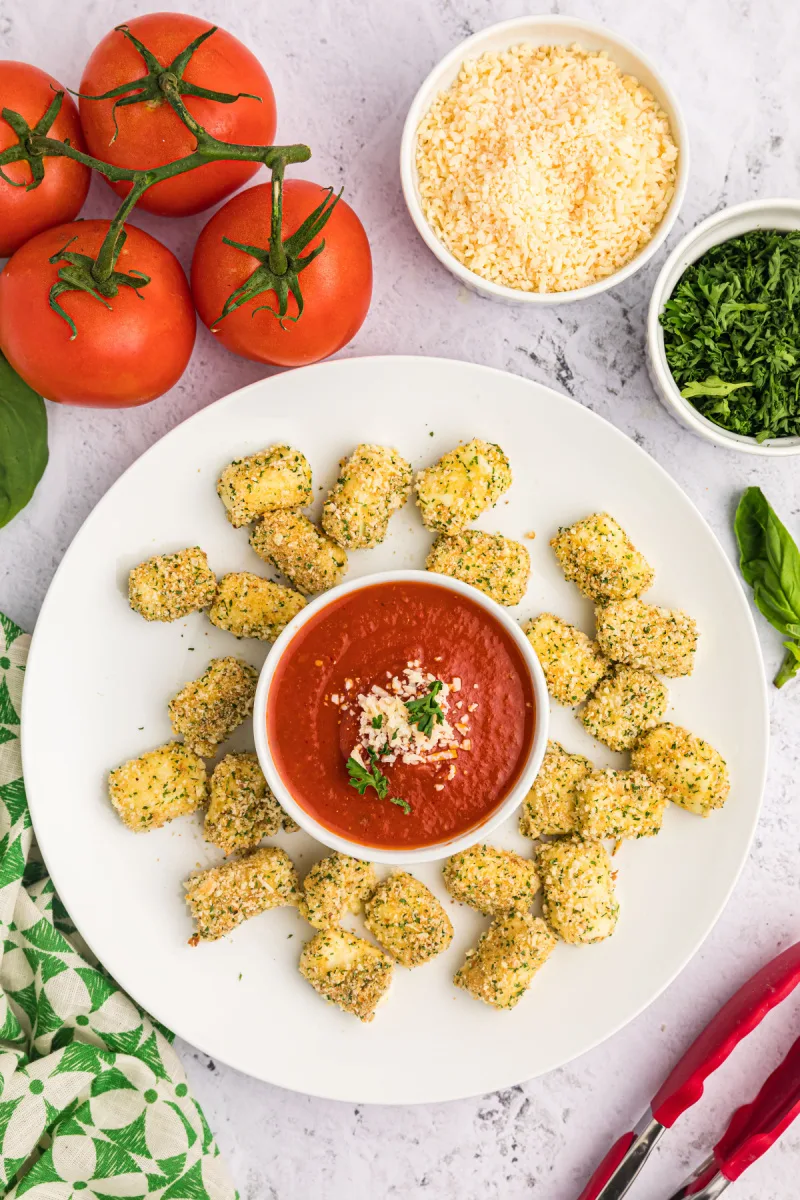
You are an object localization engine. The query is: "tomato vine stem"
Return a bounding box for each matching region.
[0,21,329,338]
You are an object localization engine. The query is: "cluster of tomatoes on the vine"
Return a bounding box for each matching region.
[0,12,372,407]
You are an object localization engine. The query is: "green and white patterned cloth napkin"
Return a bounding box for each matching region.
[0,613,236,1199]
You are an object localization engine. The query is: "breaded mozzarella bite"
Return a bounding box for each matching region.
[442,844,539,916]
[595,598,697,677]
[415,438,512,534]
[631,723,730,816]
[519,740,591,839]
[551,513,654,602]
[523,613,608,705]
[364,872,453,967]
[168,656,258,757]
[299,928,393,1022]
[322,444,412,549]
[454,911,556,1010]
[217,445,312,527]
[538,837,619,944]
[250,509,347,595]
[426,529,530,606]
[108,742,207,832]
[209,572,306,641]
[299,852,377,930]
[575,768,666,840]
[128,546,216,622]
[581,666,668,752]
[185,847,299,944]
[205,752,296,855]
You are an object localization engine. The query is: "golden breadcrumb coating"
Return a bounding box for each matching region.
[185,847,299,944]
[168,656,258,757]
[109,742,207,832]
[299,927,393,1022]
[322,444,412,549]
[551,513,654,602]
[595,598,697,677]
[365,872,453,967]
[581,665,668,752]
[217,445,312,527]
[209,572,306,641]
[519,740,591,838]
[575,768,666,840]
[523,612,608,705]
[299,852,378,930]
[538,837,619,944]
[250,509,347,595]
[426,529,530,606]
[442,844,539,915]
[454,911,556,1010]
[204,753,296,855]
[415,438,512,534]
[632,723,730,816]
[128,546,217,622]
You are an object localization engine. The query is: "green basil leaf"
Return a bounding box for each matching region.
[735,488,800,687]
[752,577,799,635]
[765,500,800,621]
[0,352,48,529]
[776,641,800,688]
[734,486,770,587]
[734,487,800,632]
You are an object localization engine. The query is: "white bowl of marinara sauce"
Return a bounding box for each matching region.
[253,569,549,864]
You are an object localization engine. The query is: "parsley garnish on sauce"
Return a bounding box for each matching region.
[347,748,411,814]
[347,750,388,798]
[405,680,444,736]
[659,230,800,442]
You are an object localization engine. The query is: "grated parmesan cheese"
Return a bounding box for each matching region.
[415,43,678,293]
[350,663,474,769]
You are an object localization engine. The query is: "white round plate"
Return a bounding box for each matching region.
[22,356,768,1104]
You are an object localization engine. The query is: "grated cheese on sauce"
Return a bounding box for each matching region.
[350,663,474,769]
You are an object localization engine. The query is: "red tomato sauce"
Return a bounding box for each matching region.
[267,580,535,849]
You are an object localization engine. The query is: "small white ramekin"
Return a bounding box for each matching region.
[253,570,549,864]
[647,198,800,456]
[400,15,689,306]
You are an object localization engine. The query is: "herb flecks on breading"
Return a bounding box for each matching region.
[454,911,556,1010]
[415,438,511,534]
[185,848,299,944]
[426,529,530,606]
[109,742,208,832]
[205,752,297,855]
[168,656,258,758]
[217,446,312,527]
[365,872,453,968]
[129,546,217,623]
[322,444,412,549]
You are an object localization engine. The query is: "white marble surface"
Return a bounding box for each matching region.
[1,0,799,1195]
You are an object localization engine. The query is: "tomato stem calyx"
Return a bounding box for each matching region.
[47,233,151,341]
[0,93,66,190]
[211,185,342,331]
[74,23,263,145]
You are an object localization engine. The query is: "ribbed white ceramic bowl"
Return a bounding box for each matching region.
[647,197,800,456]
[253,569,549,864]
[400,15,689,306]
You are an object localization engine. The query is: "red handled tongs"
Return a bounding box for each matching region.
[576,941,800,1200]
